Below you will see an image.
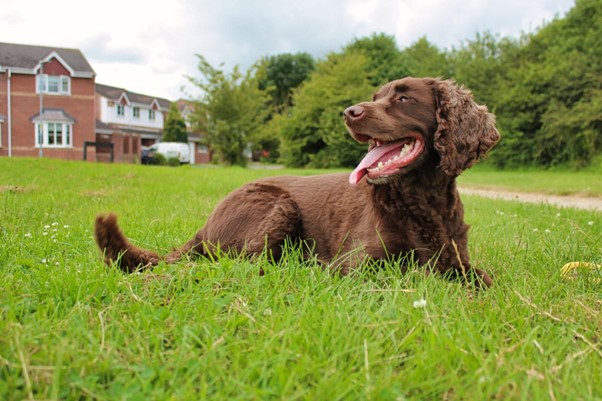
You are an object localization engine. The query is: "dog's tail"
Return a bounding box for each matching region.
[95,213,207,273]
[94,213,161,273]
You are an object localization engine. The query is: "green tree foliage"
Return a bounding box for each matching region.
[344,33,406,84]
[490,0,602,168]
[398,36,451,78]
[448,32,519,106]
[250,53,316,161]
[188,55,271,166]
[279,51,374,168]
[162,103,188,143]
[260,52,315,112]
[188,0,601,169]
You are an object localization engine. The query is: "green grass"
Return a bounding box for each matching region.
[1,158,601,400]
[459,164,602,196]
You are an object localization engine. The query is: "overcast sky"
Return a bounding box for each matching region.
[1,0,574,101]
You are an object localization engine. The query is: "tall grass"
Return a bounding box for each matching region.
[1,158,601,400]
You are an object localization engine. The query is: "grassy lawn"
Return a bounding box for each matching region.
[459,164,602,197]
[1,158,601,400]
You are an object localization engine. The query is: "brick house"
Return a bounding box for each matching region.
[94,83,172,163]
[94,86,211,164]
[0,42,96,160]
[0,42,209,164]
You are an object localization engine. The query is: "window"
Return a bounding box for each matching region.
[133,107,140,118]
[37,74,70,95]
[117,104,125,116]
[149,110,156,120]
[35,122,72,148]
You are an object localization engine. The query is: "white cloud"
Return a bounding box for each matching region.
[0,0,575,100]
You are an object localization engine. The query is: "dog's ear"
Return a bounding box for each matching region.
[432,79,500,176]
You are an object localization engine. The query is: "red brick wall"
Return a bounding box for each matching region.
[116,133,141,163]
[42,58,69,76]
[0,62,96,161]
[93,132,142,163]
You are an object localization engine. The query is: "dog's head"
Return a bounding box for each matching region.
[344,77,500,185]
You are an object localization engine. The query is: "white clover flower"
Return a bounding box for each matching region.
[51,222,58,227]
[44,225,51,229]
[43,232,48,236]
[41,259,48,264]
[63,225,70,229]
[588,221,594,226]
[544,229,551,234]
[532,228,539,232]
[556,213,561,217]
[413,299,427,309]
[263,308,273,317]
[24,233,33,238]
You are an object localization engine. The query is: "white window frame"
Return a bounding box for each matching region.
[35,122,73,148]
[133,107,140,119]
[149,109,156,120]
[36,74,71,95]
[117,104,125,117]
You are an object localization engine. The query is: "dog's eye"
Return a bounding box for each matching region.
[397,95,410,103]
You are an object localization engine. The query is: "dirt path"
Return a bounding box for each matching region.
[459,187,602,212]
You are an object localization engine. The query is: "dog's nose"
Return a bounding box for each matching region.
[343,105,365,122]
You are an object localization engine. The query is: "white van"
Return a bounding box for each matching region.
[147,142,191,164]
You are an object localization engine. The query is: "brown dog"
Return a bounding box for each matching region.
[95,77,500,286]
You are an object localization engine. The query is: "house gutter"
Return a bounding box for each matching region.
[6,67,12,157]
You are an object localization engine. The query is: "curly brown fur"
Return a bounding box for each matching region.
[94,214,160,272]
[433,79,500,176]
[95,77,499,288]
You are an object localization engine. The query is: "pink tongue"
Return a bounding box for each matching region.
[349,141,404,185]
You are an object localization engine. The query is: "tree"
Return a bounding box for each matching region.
[260,52,315,112]
[188,55,271,166]
[448,31,519,106]
[398,37,451,78]
[250,52,316,161]
[162,103,188,143]
[279,51,374,168]
[490,0,602,168]
[344,33,405,85]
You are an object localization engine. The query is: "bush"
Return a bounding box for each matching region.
[167,157,181,167]
[153,153,167,166]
